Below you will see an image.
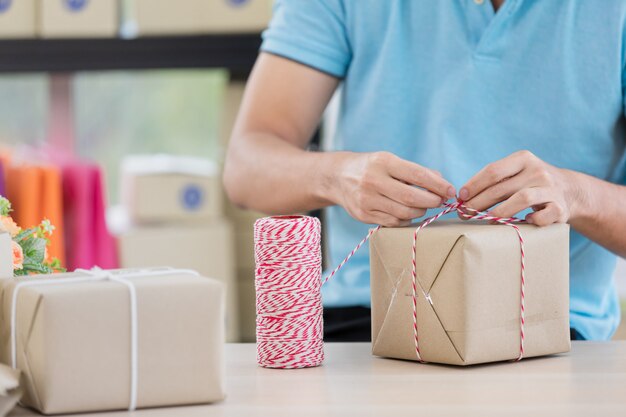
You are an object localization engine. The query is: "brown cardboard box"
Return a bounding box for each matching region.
[118,221,239,342]
[371,221,571,366]
[38,0,118,38]
[131,0,272,36]
[220,81,246,148]
[0,233,11,278]
[122,155,223,224]
[0,269,224,414]
[237,267,256,342]
[124,174,223,224]
[0,0,36,38]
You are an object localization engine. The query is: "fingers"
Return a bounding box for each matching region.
[350,192,427,226]
[369,211,412,227]
[387,154,456,199]
[379,177,443,209]
[463,174,528,212]
[377,196,427,220]
[489,187,547,219]
[460,151,533,201]
[525,203,568,226]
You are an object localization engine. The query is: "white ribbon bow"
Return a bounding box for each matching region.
[10,267,200,411]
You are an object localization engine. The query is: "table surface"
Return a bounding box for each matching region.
[9,342,626,417]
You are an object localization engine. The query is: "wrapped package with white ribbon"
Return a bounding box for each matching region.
[0,268,225,415]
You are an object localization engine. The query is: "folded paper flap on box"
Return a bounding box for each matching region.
[0,364,19,398]
[371,221,570,365]
[0,363,22,417]
[370,235,465,364]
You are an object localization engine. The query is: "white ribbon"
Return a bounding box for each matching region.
[10,267,200,411]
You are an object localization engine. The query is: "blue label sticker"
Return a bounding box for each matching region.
[227,0,250,7]
[65,0,89,12]
[0,0,12,14]
[181,185,204,211]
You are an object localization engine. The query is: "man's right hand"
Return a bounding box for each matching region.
[328,151,456,227]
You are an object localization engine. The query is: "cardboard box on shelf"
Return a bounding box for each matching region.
[118,221,239,341]
[131,0,272,36]
[237,267,256,342]
[0,0,36,38]
[0,268,224,414]
[121,155,223,224]
[371,221,571,366]
[234,230,255,269]
[220,81,246,147]
[126,174,223,224]
[37,0,118,38]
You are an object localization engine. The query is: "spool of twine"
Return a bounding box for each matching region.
[254,215,323,369]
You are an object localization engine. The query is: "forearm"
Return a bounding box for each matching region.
[567,170,626,258]
[223,132,343,215]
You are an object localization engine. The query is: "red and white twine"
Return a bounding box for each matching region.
[255,216,323,368]
[255,201,527,368]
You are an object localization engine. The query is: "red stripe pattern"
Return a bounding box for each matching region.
[255,215,323,368]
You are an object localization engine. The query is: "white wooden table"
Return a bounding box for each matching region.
[10,342,626,417]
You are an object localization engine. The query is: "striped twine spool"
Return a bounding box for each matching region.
[255,215,323,368]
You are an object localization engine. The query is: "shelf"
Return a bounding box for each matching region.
[0,34,262,76]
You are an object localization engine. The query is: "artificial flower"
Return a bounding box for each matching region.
[0,215,21,237]
[11,240,23,271]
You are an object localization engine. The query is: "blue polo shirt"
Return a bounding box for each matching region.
[261,0,626,340]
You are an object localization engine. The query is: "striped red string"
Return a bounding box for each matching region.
[255,216,323,368]
[254,202,526,369]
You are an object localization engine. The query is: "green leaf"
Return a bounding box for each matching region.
[0,196,11,217]
[20,237,47,264]
[14,228,37,243]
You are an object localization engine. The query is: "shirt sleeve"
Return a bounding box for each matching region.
[261,0,352,78]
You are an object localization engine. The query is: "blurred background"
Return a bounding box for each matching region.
[0,0,624,342]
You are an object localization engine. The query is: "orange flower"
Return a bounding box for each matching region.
[11,240,23,271]
[0,215,20,237]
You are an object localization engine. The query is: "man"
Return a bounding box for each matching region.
[224,0,626,342]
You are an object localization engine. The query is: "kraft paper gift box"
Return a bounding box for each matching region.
[0,268,225,414]
[370,221,571,366]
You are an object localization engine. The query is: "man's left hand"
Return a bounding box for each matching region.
[459,150,583,226]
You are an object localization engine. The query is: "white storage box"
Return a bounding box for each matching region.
[131,0,272,36]
[38,0,118,38]
[121,155,223,224]
[0,231,12,278]
[0,0,36,38]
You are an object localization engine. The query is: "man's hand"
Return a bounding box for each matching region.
[459,150,583,226]
[330,151,456,227]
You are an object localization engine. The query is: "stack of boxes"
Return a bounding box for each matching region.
[127,0,273,36]
[115,155,239,341]
[0,0,273,39]
[220,81,265,342]
[0,0,118,38]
